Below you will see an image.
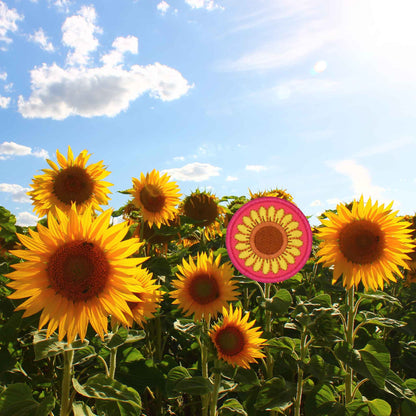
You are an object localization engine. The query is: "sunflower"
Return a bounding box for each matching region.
[114,267,162,327]
[210,305,266,369]
[249,188,294,203]
[170,252,240,321]
[130,170,181,228]
[7,206,149,344]
[317,197,415,291]
[29,146,112,217]
[182,190,226,240]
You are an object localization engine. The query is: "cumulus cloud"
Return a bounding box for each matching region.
[18,63,192,119]
[62,6,102,66]
[28,28,54,52]
[101,36,138,67]
[0,183,31,203]
[246,165,267,172]
[163,162,221,181]
[0,141,49,159]
[0,71,6,80]
[18,6,192,119]
[0,1,23,46]
[51,0,72,12]
[328,159,385,200]
[185,0,224,11]
[157,1,170,15]
[226,175,238,181]
[16,211,39,226]
[0,95,10,108]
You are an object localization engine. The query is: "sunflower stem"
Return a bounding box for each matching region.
[60,349,74,416]
[201,317,210,416]
[294,329,307,416]
[209,362,222,416]
[264,283,274,380]
[109,347,118,379]
[345,286,355,405]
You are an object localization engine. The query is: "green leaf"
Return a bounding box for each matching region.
[73,401,97,416]
[174,376,214,395]
[367,399,391,416]
[34,394,55,416]
[0,383,39,416]
[121,347,144,363]
[309,354,326,379]
[166,366,191,396]
[401,397,416,416]
[33,330,89,361]
[384,369,413,399]
[265,289,292,314]
[96,400,141,416]
[309,294,333,308]
[304,384,336,416]
[358,291,401,306]
[267,336,296,353]
[234,368,260,392]
[218,398,248,415]
[359,341,390,389]
[358,312,406,329]
[105,327,128,349]
[72,374,141,410]
[254,377,293,411]
[143,256,171,276]
[345,400,369,416]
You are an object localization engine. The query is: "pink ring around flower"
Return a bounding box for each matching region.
[226,197,312,283]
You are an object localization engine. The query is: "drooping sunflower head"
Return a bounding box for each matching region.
[113,267,162,328]
[130,169,181,228]
[249,188,294,203]
[7,205,148,344]
[317,196,415,291]
[170,252,240,321]
[210,305,266,369]
[29,146,112,217]
[182,190,226,239]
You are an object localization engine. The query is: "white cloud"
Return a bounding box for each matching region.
[0,1,23,46]
[16,212,39,226]
[246,165,267,172]
[326,198,342,206]
[18,62,192,119]
[157,1,170,15]
[328,159,385,200]
[0,95,10,108]
[185,0,223,11]
[274,78,338,100]
[0,183,31,203]
[0,141,49,159]
[4,82,12,92]
[62,6,102,66]
[101,36,138,67]
[163,162,221,181]
[28,28,54,52]
[354,136,415,158]
[310,199,321,207]
[173,156,185,161]
[226,175,238,181]
[219,22,334,72]
[51,0,72,12]
[0,71,6,80]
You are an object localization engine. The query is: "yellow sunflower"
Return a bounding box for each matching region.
[234,205,304,275]
[130,170,181,228]
[170,252,240,321]
[29,146,112,217]
[182,190,226,240]
[210,305,266,369]
[249,188,294,203]
[7,206,148,344]
[115,267,162,327]
[317,196,415,290]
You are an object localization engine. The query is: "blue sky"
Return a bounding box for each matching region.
[1,0,416,226]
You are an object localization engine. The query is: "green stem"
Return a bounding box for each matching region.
[264,283,274,380]
[60,349,74,416]
[109,347,118,380]
[345,287,355,405]
[201,318,210,416]
[294,330,307,416]
[210,364,222,416]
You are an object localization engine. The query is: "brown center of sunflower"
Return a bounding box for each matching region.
[250,222,288,259]
[339,219,385,265]
[47,240,109,302]
[53,166,94,205]
[184,194,219,226]
[188,273,220,305]
[140,184,166,213]
[215,325,245,356]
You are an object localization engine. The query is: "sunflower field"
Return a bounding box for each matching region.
[1,147,416,416]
